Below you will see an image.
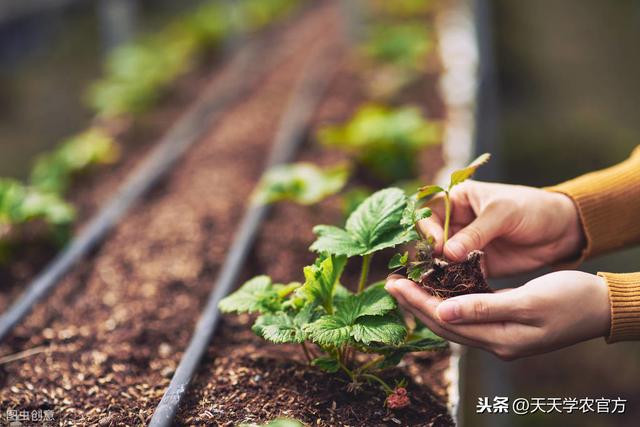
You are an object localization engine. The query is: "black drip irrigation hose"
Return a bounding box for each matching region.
[0,35,280,344]
[148,45,338,427]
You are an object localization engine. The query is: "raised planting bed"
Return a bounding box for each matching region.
[0,3,344,424]
[0,0,480,425]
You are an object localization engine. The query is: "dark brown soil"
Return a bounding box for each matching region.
[175,13,453,423]
[177,315,453,427]
[0,2,454,425]
[420,250,493,298]
[0,5,342,425]
[0,33,224,313]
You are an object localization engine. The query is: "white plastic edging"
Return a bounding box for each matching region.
[434,0,481,425]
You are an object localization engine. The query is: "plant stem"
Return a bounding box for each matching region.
[443,191,451,246]
[357,355,384,374]
[337,353,355,380]
[358,254,372,294]
[301,342,313,364]
[362,373,394,395]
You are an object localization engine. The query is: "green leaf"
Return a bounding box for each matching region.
[351,315,406,345]
[407,265,423,282]
[317,104,441,181]
[448,153,491,189]
[310,225,366,257]
[30,128,120,194]
[388,251,409,269]
[400,195,431,228]
[0,179,75,228]
[297,255,347,313]
[373,322,448,368]
[311,356,340,373]
[304,315,352,346]
[310,188,419,257]
[251,305,317,344]
[362,23,433,70]
[253,162,349,206]
[218,275,283,314]
[305,285,405,347]
[417,184,444,199]
[337,284,397,323]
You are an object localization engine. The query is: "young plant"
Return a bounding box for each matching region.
[252,162,349,206]
[0,178,75,258]
[88,0,300,118]
[417,153,491,245]
[30,128,120,195]
[220,188,447,406]
[369,0,437,18]
[388,154,493,296]
[361,23,433,72]
[317,104,441,182]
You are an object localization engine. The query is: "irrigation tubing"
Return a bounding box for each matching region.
[0,34,283,343]
[149,44,338,427]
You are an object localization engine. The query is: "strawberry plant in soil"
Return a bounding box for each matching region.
[0,7,343,425]
[399,153,494,298]
[0,3,454,426]
[175,64,451,427]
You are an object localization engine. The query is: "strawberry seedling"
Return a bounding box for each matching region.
[392,153,493,298]
[220,188,447,406]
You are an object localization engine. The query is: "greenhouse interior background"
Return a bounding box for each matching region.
[0,0,639,426]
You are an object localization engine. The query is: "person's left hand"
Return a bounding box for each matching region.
[385,271,611,360]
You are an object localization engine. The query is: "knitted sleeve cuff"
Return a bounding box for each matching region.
[598,272,640,343]
[546,146,640,263]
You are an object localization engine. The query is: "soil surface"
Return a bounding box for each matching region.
[0,36,224,313]
[0,2,454,426]
[0,4,342,425]
[177,315,453,427]
[175,7,453,423]
[420,250,493,298]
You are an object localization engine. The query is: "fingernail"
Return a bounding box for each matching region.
[445,240,465,259]
[437,301,461,322]
[384,279,397,291]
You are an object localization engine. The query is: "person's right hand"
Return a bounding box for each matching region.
[419,181,586,277]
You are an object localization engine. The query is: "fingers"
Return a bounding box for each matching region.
[443,203,508,261]
[435,290,530,324]
[417,217,443,254]
[385,277,503,346]
[385,277,486,348]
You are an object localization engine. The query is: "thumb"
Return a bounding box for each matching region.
[443,208,505,260]
[436,291,521,324]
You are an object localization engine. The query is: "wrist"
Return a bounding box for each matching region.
[553,192,587,262]
[590,273,611,338]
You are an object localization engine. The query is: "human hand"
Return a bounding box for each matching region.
[419,181,585,277]
[385,271,611,360]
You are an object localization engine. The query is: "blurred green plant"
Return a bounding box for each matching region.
[361,23,433,72]
[369,0,437,18]
[88,0,300,118]
[317,104,441,182]
[253,162,350,206]
[30,128,120,195]
[0,178,74,250]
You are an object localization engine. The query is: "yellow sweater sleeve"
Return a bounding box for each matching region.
[547,146,640,343]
